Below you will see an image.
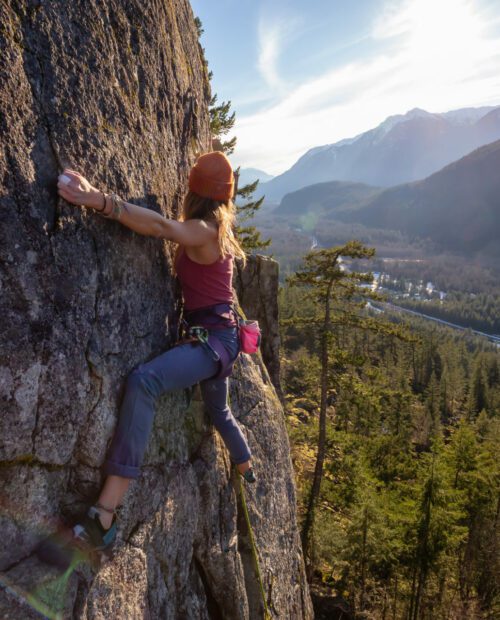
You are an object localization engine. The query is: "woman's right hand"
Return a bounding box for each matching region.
[57,168,103,210]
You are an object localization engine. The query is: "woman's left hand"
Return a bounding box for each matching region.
[57,168,102,210]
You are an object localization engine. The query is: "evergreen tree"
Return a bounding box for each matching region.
[194,16,204,37]
[286,241,408,577]
[194,17,269,250]
[209,97,270,251]
[209,94,237,155]
[233,171,271,252]
[280,280,499,616]
[468,354,488,418]
[446,418,500,615]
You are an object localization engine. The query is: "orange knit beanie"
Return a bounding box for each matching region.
[188,151,234,201]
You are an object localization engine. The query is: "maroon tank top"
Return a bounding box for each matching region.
[174,246,234,311]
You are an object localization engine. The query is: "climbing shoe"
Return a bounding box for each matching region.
[240,467,257,483]
[71,505,117,557]
[37,505,117,570]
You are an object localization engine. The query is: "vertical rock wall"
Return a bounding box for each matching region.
[234,255,283,401]
[0,1,313,618]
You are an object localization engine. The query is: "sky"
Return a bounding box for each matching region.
[190,0,500,176]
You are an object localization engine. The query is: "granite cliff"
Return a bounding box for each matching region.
[0,1,313,618]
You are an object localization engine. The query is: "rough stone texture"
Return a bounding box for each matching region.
[0,554,79,619]
[234,255,283,401]
[0,2,313,618]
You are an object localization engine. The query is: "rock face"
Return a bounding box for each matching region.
[0,1,313,618]
[234,255,283,401]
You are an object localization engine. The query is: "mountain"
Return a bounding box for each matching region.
[276,180,380,216]
[260,106,500,201]
[280,139,500,258]
[237,167,274,188]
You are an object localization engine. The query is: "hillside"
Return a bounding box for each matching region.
[274,139,500,260]
[237,167,274,187]
[338,139,500,256]
[260,106,500,201]
[275,180,380,216]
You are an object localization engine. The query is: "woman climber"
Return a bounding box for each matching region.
[40,149,255,565]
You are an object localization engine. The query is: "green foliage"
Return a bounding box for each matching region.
[209,94,237,155]
[286,241,414,579]
[208,93,270,251]
[234,169,271,252]
[194,16,204,37]
[280,263,500,617]
[399,292,500,334]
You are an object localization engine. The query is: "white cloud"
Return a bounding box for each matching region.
[256,11,302,93]
[257,21,283,90]
[232,0,500,176]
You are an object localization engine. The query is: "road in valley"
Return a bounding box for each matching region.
[367,301,500,346]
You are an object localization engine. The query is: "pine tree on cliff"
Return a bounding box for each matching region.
[195,17,271,252]
[209,95,270,252]
[232,171,271,252]
[209,93,237,155]
[195,16,269,252]
[287,241,407,577]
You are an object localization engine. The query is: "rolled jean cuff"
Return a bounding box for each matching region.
[232,451,252,465]
[103,459,140,479]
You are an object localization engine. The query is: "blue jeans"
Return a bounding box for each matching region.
[103,326,251,479]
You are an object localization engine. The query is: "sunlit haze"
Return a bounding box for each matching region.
[191,0,500,175]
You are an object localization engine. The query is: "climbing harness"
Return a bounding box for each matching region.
[180,324,221,363]
[187,326,209,344]
[175,303,241,380]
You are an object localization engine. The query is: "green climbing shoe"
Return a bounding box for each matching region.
[37,506,117,570]
[240,467,257,483]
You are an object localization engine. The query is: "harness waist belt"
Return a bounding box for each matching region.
[184,302,238,329]
[179,303,239,380]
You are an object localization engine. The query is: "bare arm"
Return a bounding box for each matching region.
[105,197,165,237]
[154,218,218,245]
[112,200,217,246]
[57,168,216,246]
[105,197,217,246]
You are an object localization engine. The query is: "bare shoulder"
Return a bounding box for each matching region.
[185,219,220,264]
[201,219,218,233]
[185,218,218,236]
[163,217,217,247]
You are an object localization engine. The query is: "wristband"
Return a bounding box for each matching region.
[100,193,125,221]
[94,192,107,213]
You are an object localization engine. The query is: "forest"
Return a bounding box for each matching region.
[396,293,500,335]
[252,211,435,280]
[278,243,500,619]
[204,34,499,616]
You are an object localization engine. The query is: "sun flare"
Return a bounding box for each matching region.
[405,0,484,70]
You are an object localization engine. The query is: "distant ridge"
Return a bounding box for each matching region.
[276,180,380,216]
[278,139,500,258]
[237,167,274,188]
[260,106,500,201]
